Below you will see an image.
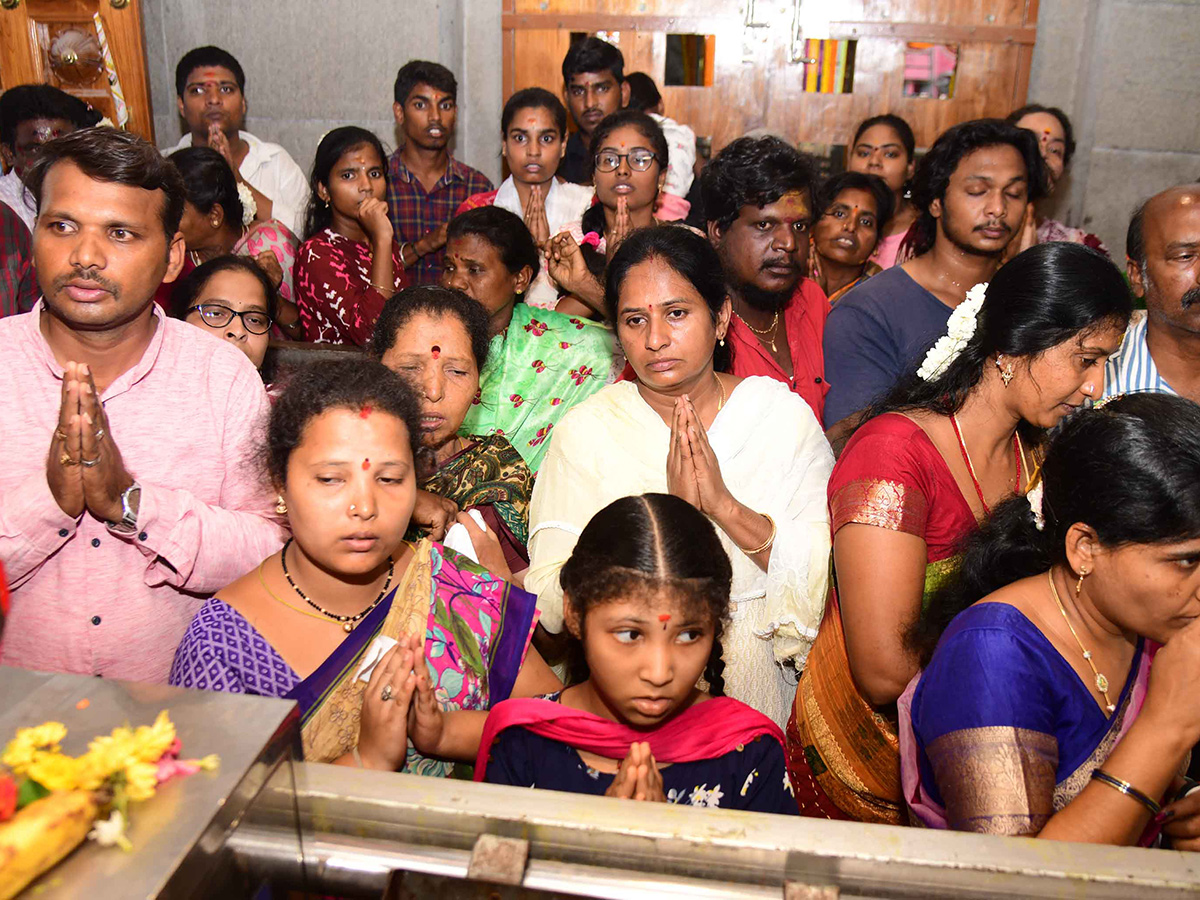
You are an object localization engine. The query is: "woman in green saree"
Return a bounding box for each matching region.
[170,358,560,774]
[373,285,535,576]
[439,206,613,472]
[787,242,1131,821]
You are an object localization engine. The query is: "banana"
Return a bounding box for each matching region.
[0,791,98,900]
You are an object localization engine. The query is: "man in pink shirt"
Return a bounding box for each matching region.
[0,127,285,682]
[701,136,830,422]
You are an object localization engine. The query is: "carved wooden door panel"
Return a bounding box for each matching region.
[0,0,154,142]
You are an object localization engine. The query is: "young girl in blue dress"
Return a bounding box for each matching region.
[470,492,798,813]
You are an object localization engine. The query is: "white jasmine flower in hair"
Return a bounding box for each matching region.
[1027,480,1045,531]
[917,282,988,382]
[96,116,117,129]
[237,183,257,226]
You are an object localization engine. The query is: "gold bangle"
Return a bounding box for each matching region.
[741,513,776,555]
[368,280,393,295]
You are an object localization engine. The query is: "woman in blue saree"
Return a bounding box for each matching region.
[170,358,560,774]
[899,394,1200,848]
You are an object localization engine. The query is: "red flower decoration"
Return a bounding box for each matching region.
[568,318,586,330]
[509,394,525,408]
[569,365,593,386]
[523,319,548,337]
[531,359,546,373]
[0,775,17,822]
[528,424,553,447]
[550,397,563,406]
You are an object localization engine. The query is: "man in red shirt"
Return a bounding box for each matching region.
[701,137,829,420]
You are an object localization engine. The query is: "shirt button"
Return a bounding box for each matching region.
[138,532,148,542]
[91,538,101,548]
[58,528,69,537]
[91,616,101,626]
[814,377,823,384]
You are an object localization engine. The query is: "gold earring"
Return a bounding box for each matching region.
[275,495,287,515]
[1076,567,1088,596]
[997,357,1014,387]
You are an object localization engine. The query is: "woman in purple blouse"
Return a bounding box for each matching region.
[170,358,560,775]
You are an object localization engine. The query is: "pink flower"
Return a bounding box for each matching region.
[580,232,601,249]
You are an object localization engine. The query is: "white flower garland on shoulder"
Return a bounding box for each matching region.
[236,183,258,227]
[916,282,989,382]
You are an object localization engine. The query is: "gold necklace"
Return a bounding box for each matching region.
[1047,570,1116,713]
[278,539,394,632]
[715,373,726,411]
[257,560,338,625]
[737,310,780,353]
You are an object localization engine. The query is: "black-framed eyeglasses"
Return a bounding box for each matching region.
[188,304,274,335]
[594,149,660,173]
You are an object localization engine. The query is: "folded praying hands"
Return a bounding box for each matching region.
[605,742,665,802]
[666,395,733,518]
[523,183,551,248]
[47,362,135,524]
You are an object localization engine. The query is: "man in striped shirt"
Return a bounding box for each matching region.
[1105,184,1200,401]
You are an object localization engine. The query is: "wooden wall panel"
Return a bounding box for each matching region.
[505,0,1039,156]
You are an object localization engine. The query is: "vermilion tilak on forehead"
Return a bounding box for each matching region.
[360,405,373,418]
[362,458,371,470]
[431,345,441,359]
[658,613,671,630]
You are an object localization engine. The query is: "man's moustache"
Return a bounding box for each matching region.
[52,268,121,295]
[760,258,800,272]
[1181,287,1200,309]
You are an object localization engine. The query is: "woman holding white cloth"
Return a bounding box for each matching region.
[524,226,833,728]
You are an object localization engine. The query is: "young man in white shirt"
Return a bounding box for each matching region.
[0,85,99,232]
[166,46,309,236]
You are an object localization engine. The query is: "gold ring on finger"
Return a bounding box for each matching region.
[59,451,79,466]
[54,427,68,442]
[380,683,394,702]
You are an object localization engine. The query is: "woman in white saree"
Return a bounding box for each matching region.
[525,226,834,728]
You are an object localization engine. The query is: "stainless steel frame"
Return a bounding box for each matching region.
[233,763,1200,899]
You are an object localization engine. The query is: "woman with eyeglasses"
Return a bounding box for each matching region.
[545,110,675,319]
[172,255,277,372]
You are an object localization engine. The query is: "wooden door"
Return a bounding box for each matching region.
[0,0,154,142]
[503,0,1039,157]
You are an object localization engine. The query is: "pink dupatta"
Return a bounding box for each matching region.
[474,696,785,782]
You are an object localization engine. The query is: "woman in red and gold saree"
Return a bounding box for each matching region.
[786,241,1132,822]
[787,413,977,822]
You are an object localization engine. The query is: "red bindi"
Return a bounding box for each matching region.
[658,613,671,630]
[359,405,373,418]
[431,345,441,359]
[362,458,371,470]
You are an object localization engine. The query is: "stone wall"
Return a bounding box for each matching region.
[1028,0,1200,256]
[140,0,502,184]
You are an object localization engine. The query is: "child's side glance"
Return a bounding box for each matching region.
[475,493,798,814]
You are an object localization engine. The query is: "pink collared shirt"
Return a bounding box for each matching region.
[0,302,286,682]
